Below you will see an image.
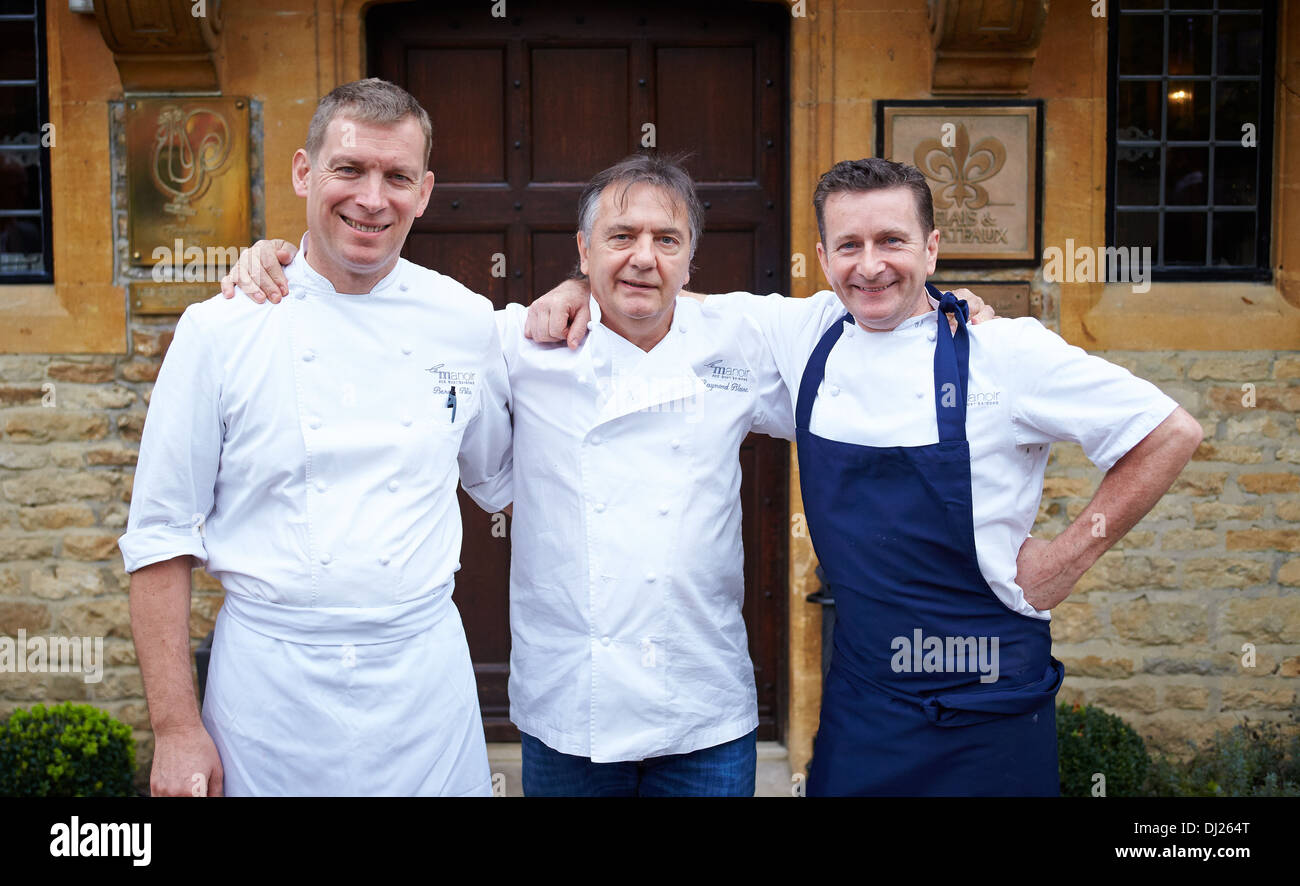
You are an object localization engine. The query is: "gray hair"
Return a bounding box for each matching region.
[305,78,433,171]
[577,153,704,259]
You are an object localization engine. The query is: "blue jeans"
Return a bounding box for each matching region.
[520,730,757,797]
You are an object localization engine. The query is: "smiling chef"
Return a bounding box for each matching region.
[119,79,512,796]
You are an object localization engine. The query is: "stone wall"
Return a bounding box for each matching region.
[1042,351,1300,753]
[0,313,225,780]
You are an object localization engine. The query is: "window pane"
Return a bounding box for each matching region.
[0,152,41,210]
[1119,15,1164,75]
[1216,0,1263,11]
[0,21,36,82]
[1169,14,1213,74]
[1115,211,1159,254]
[1215,81,1260,140]
[1119,0,1162,9]
[1166,81,1210,139]
[1117,81,1162,140]
[1217,13,1262,74]
[1214,146,1257,204]
[0,216,44,274]
[1211,212,1255,265]
[0,86,38,139]
[1116,146,1161,205]
[0,1,36,14]
[1166,147,1209,204]
[1163,213,1208,264]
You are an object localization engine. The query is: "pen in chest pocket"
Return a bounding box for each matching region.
[446,386,457,422]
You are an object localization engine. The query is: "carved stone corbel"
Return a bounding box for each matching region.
[928,0,1050,95]
[93,0,224,94]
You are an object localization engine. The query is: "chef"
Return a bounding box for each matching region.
[119,79,511,797]
[222,153,995,795]
[527,157,1202,796]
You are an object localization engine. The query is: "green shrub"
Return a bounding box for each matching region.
[1145,718,1300,797]
[0,702,136,797]
[1057,702,1152,796]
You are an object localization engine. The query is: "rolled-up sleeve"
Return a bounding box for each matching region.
[458,308,514,514]
[118,307,222,573]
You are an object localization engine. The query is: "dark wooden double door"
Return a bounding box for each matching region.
[368,0,789,742]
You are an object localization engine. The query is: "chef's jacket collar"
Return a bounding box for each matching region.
[585,291,689,349]
[289,230,404,298]
[851,289,941,334]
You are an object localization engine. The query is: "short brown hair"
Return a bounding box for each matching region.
[305,78,433,170]
[577,153,704,259]
[813,158,935,241]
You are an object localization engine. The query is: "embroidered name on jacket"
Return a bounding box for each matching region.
[702,360,751,393]
[425,362,477,395]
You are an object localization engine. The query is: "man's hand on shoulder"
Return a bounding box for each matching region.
[949,288,996,328]
[524,278,592,350]
[150,723,224,797]
[220,238,297,304]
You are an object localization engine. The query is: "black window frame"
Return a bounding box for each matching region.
[0,0,53,284]
[1106,0,1277,282]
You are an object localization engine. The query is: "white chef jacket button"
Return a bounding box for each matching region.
[590,435,602,446]
[659,505,669,515]
[915,391,924,399]
[399,282,409,292]
[387,479,399,492]
[586,321,595,331]
[379,556,390,566]
[845,327,854,338]
[302,349,315,362]
[600,636,611,646]
[309,418,322,429]
[401,346,412,355]
[830,385,841,397]
[594,502,606,513]
[577,374,587,384]
[670,438,681,449]
[646,572,656,582]
[315,480,326,493]
[927,331,936,342]
[320,552,332,565]
[401,415,413,426]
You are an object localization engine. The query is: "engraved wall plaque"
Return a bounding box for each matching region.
[126,97,251,273]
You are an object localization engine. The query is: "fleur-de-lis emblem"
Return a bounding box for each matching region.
[913,124,1006,210]
[151,105,231,219]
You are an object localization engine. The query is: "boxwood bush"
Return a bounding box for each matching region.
[0,702,136,797]
[1057,702,1153,796]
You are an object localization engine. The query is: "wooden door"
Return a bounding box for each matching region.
[369,0,789,742]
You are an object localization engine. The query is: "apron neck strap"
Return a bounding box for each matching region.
[931,282,970,443]
[795,313,850,431]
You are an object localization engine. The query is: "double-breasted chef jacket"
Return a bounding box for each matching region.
[463,295,794,763]
[119,248,512,796]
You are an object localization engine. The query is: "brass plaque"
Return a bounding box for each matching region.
[881,104,1040,262]
[931,281,1031,319]
[130,282,221,315]
[126,98,250,276]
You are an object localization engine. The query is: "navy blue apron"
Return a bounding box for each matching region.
[800,285,1064,797]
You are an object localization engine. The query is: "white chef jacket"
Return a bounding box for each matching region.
[463,295,793,762]
[119,247,512,795]
[705,289,1179,619]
